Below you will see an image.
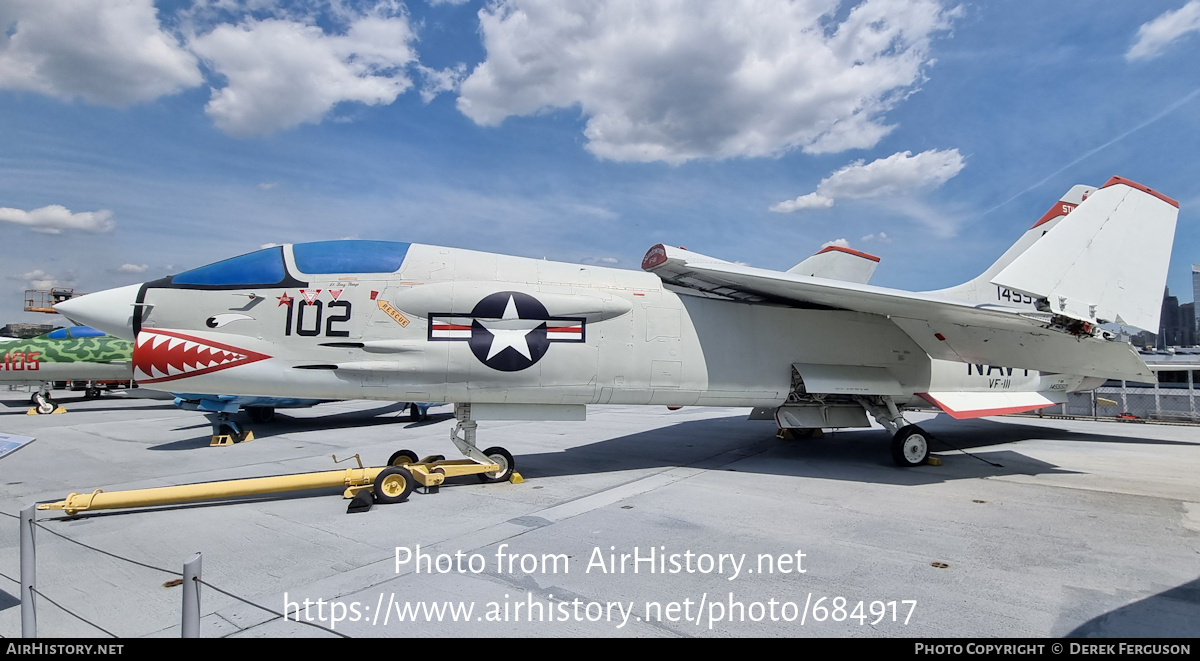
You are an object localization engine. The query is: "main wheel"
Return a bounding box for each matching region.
[388,449,419,466]
[373,466,415,504]
[891,425,930,467]
[33,392,55,415]
[85,387,101,399]
[247,406,275,423]
[477,446,515,483]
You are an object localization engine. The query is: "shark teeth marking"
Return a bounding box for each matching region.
[132,330,270,384]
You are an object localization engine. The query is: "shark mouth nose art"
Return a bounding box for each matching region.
[133,329,270,383]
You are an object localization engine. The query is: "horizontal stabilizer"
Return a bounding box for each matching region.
[788,246,880,284]
[992,177,1178,331]
[918,391,1065,420]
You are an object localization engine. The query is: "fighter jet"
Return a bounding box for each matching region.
[0,326,132,413]
[55,177,1177,472]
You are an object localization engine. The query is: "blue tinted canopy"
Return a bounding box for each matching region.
[46,326,107,339]
[292,241,410,274]
[172,247,287,286]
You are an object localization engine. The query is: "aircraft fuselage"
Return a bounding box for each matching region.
[119,242,1090,409]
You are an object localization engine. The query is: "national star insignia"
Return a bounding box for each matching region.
[478,295,542,360]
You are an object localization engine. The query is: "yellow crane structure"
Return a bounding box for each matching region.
[23,289,82,314]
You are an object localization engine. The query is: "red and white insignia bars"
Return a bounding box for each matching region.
[546,323,583,341]
[133,330,270,383]
[430,316,473,340]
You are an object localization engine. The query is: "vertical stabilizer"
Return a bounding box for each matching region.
[992,177,1178,331]
[927,185,1095,306]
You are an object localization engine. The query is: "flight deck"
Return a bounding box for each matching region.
[0,392,1196,638]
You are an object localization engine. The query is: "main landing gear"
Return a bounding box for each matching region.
[856,396,932,467]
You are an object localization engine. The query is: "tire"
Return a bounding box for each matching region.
[388,449,419,466]
[34,393,55,415]
[891,425,930,467]
[477,446,515,483]
[218,423,238,438]
[373,466,415,504]
[85,387,101,399]
[419,454,446,464]
[247,406,275,424]
[408,402,422,421]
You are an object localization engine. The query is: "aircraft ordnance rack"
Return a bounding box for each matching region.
[36,452,523,516]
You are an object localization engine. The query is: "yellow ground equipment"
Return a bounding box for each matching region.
[37,451,522,516]
[23,288,81,314]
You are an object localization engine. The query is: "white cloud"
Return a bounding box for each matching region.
[11,269,73,290]
[862,232,892,243]
[1127,1,1200,61]
[189,10,418,136]
[0,205,116,234]
[417,63,467,103]
[118,263,148,274]
[457,0,958,163]
[581,256,619,265]
[771,148,964,213]
[770,193,834,213]
[820,238,851,250]
[0,0,202,106]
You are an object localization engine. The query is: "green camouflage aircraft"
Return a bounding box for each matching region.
[1,326,132,413]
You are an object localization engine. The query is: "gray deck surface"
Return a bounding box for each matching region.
[1,391,1197,638]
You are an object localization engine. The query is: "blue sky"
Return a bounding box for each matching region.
[2,0,1198,328]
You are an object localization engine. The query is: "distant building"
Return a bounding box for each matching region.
[1193,264,1200,338]
[1132,330,1157,349]
[0,323,55,338]
[1182,302,1196,347]
[1157,288,1181,349]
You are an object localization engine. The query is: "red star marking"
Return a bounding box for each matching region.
[277,293,293,306]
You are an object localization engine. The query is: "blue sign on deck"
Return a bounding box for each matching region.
[0,433,35,460]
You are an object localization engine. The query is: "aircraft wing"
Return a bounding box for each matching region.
[643,244,1153,382]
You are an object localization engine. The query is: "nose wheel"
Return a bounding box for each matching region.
[32,391,57,415]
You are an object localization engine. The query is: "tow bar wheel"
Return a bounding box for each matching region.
[373,466,415,503]
[891,425,930,467]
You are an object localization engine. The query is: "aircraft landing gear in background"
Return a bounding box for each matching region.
[206,412,255,446]
[29,383,64,415]
[31,390,57,415]
[247,406,275,423]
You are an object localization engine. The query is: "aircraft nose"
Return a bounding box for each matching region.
[54,283,142,340]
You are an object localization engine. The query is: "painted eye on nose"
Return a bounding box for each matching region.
[206,313,255,328]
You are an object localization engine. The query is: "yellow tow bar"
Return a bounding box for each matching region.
[37,454,522,516]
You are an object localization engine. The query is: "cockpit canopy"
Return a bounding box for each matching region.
[170,241,411,287]
[44,326,108,339]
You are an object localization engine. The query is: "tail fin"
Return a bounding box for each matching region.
[992,177,1178,332]
[927,184,1095,305]
[787,245,880,284]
